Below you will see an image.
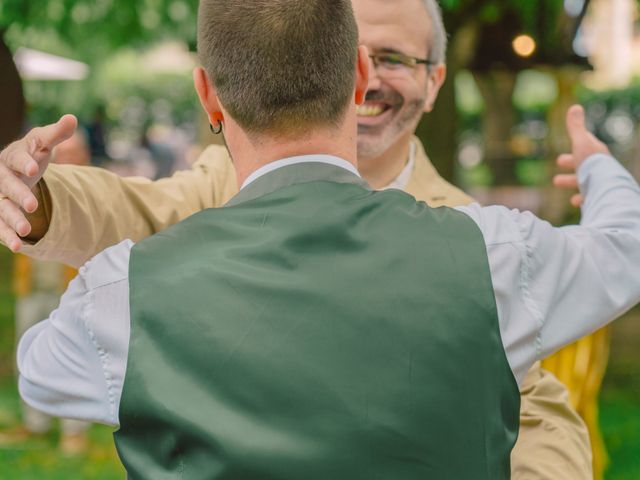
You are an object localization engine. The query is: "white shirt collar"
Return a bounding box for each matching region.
[241,155,361,190]
[381,141,416,191]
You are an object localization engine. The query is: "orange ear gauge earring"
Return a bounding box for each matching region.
[210,122,223,135]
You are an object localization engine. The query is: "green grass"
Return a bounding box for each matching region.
[0,247,639,478]
[0,378,124,479]
[600,312,640,480]
[601,390,640,479]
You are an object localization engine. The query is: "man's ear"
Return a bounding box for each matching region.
[193,67,224,124]
[423,63,446,113]
[355,45,370,105]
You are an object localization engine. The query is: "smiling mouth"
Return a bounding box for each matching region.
[357,102,391,117]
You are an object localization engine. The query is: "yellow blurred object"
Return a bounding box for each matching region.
[13,254,32,297]
[542,327,611,480]
[61,263,77,290]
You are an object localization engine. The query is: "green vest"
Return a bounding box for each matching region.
[114,163,519,480]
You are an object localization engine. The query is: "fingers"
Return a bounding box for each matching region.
[0,197,31,237]
[2,146,41,178]
[551,171,583,208]
[0,213,24,253]
[0,116,72,202]
[556,153,574,170]
[0,164,39,212]
[571,194,583,208]
[564,104,610,168]
[552,174,583,208]
[565,105,586,148]
[27,114,78,156]
[553,174,579,190]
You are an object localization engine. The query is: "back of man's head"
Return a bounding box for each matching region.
[198,0,358,136]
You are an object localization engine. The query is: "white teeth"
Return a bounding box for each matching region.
[357,104,385,117]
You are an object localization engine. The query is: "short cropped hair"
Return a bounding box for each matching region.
[422,0,447,64]
[198,0,359,135]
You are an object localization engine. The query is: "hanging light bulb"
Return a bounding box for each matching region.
[513,34,537,58]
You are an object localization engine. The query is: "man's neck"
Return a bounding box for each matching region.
[225,120,358,189]
[358,134,413,190]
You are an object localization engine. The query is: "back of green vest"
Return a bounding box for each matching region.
[115,176,519,480]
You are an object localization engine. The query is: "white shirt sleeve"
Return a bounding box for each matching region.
[456,154,640,385]
[17,240,134,427]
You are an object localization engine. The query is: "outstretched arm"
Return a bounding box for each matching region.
[0,117,238,267]
[457,105,640,384]
[23,150,236,267]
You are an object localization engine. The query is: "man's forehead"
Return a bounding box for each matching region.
[353,0,432,56]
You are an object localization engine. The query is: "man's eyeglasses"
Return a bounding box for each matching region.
[368,52,436,76]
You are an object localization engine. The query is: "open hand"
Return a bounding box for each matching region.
[0,115,77,251]
[553,105,609,207]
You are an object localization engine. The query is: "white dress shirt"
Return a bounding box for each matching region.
[18,153,640,427]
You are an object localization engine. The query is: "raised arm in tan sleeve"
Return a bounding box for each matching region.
[20,145,239,267]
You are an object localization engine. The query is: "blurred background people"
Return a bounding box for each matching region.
[87,106,108,167]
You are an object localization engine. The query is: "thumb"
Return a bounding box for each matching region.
[566,104,587,149]
[30,114,78,152]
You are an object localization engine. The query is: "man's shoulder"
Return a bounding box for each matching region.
[407,138,475,208]
[192,144,238,205]
[193,144,234,172]
[79,240,133,291]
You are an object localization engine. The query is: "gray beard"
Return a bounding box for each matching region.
[357,97,425,160]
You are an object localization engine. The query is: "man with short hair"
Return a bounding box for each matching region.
[0,0,616,477]
[12,0,640,478]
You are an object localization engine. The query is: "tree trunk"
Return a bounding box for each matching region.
[415,66,458,182]
[0,32,25,148]
[415,22,479,183]
[473,69,518,185]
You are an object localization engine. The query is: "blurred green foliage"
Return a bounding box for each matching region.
[440,0,564,28]
[18,48,198,130]
[1,0,584,67]
[1,0,198,54]
[1,0,201,128]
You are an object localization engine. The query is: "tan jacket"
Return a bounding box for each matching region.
[23,138,592,478]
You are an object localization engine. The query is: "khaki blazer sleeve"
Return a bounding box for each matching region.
[20,145,238,268]
[511,362,593,479]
